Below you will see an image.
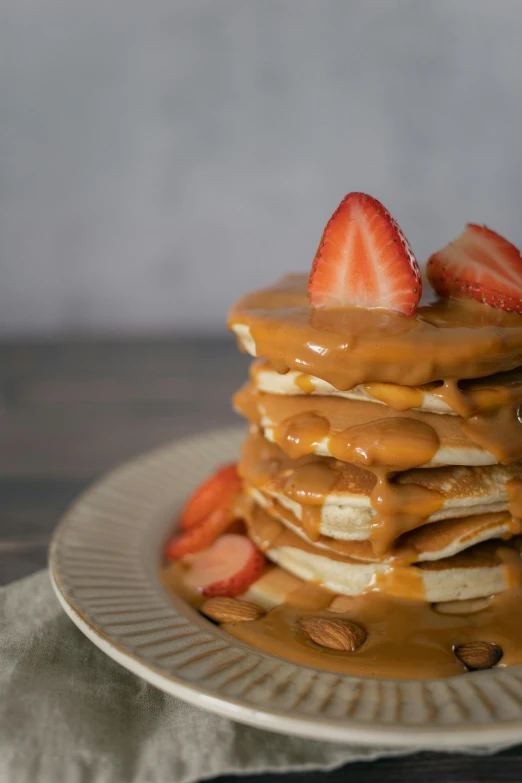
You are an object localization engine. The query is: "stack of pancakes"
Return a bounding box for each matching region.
[228,275,522,606]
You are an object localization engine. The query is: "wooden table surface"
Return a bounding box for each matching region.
[1,337,521,782]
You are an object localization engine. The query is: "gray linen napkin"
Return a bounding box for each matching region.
[0,571,513,783]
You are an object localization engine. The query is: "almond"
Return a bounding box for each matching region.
[299,616,366,652]
[454,641,503,671]
[432,597,491,616]
[328,595,356,614]
[200,596,265,623]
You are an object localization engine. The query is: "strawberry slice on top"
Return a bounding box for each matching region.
[427,224,522,313]
[308,192,422,315]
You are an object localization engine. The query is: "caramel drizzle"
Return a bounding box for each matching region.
[368,469,443,554]
[229,274,522,390]
[431,380,522,463]
[218,276,522,676]
[237,391,445,552]
[507,477,522,519]
[235,379,522,553]
[239,430,443,552]
[232,278,522,556]
[163,554,522,680]
[223,584,522,679]
[244,500,426,601]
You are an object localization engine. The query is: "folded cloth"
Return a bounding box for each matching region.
[0,571,513,783]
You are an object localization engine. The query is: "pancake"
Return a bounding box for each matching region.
[251,359,522,418]
[248,486,522,563]
[243,564,494,617]
[229,274,522,388]
[251,359,454,414]
[242,565,305,610]
[240,432,522,537]
[245,502,521,603]
[235,382,522,466]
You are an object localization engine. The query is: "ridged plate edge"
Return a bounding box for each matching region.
[49,427,522,748]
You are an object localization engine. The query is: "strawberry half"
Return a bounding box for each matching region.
[180,462,241,531]
[166,508,233,560]
[308,192,422,315]
[184,534,266,597]
[427,224,522,313]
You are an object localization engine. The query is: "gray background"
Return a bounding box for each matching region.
[2,0,522,335]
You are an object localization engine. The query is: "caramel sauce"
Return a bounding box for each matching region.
[462,405,522,464]
[205,274,522,678]
[369,562,425,599]
[224,586,522,679]
[161,561,205,609]
[298,504,324,542]
[437,370,522,416]
[369,469,443,553]
[234,384,522,554]
[281,461,339,505]
[432,380,473,418]
[328,418,439,470]
[229,275,522,389]
[498,541,522,587]
[364,382,425,411]
[239,431,522,558]
[272,412,330,459]
[294,373,316,394]
[239,431,448,553]
[163,546,522,679]
[249,484,517,568]
[271,412,442,550]
[254,359,522,417]
[507,477,522,519]
[235,384,494,467]
[244,500,502,589]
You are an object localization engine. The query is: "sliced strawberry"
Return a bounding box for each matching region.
[427,224,522,313]
[308,192,421,315]
[166,508,233,560]
[184,534,266,597]
[180,462,241,530]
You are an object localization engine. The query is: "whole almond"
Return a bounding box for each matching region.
[299,617,367,652]
[454,641,503,671]
[200,597,265,623]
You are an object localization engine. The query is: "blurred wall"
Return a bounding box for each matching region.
[1,0,522,334]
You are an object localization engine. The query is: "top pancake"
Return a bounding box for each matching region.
[229,274,522,388]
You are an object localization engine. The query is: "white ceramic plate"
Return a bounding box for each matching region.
[50,427,522,748]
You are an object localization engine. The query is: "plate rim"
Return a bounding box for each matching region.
[49,427,522,749]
